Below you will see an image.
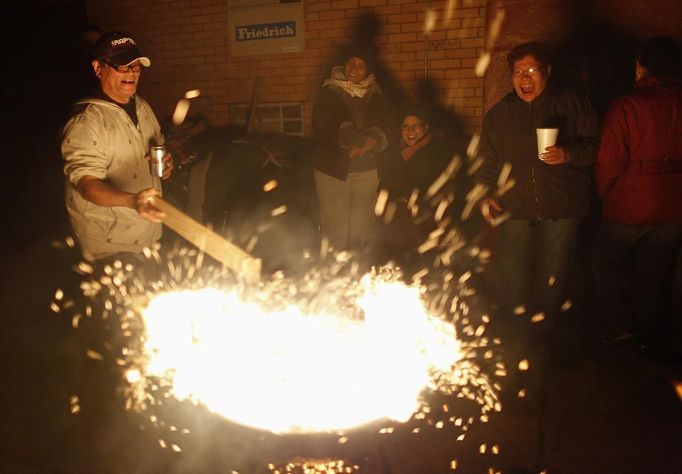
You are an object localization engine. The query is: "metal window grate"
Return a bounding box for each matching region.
[229,102,303,136]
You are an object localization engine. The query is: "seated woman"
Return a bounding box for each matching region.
[383,108,454,202]
[376,107,461,269]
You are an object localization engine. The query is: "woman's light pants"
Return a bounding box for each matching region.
[314,169,378,251]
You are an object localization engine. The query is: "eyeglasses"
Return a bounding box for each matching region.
[102,61,142,74]
[512,67,543,77]
[402,123,425,131]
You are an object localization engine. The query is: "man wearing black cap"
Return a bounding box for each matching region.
[61,32,173,262]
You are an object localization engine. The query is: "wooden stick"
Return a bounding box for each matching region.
[150,196,261,280]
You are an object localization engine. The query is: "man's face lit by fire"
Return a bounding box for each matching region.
[511,54,550,103]
[345,56,368,84]
[93,59,142,104]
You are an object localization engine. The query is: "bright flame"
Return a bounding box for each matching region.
[136,276,463,434]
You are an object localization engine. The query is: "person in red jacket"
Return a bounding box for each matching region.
[592,36,682,362]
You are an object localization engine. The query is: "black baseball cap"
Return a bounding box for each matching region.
[93,31,150,68]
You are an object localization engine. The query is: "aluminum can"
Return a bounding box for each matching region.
[151,145,165,178]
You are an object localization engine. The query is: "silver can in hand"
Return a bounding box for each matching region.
[151,145,165,178]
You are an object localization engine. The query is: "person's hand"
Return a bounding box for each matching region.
[144,151,174,179]
[348,145,362,159]
[348,137,377,159]
[133,188,165,223]
[161,151,174,179]
[540,145,569,165]
[479,197,503,226]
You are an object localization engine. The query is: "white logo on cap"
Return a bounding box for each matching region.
[111,37,136,47]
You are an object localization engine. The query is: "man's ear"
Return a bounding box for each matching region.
[92,60,102,78]
[635,61,646,81]
[545,65,552,78]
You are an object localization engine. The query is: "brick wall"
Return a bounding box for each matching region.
[87,0,487,135]
[482,0,682,115]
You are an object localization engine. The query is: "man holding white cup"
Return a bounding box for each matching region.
[475,42,600,350]
[536,127,559,161]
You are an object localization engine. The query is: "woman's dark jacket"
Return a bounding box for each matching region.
[376,136,467,265]
[477,85,600,220]
[312,84,389,180]
[382,136,454,201]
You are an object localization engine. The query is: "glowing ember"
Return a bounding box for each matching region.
[424,9,437,34]
[674,380,682,401]
[475,52,491,77]
[172,98,191,125]
[263,179,278,192]
[267,458,358,473]
[131,274,465,434]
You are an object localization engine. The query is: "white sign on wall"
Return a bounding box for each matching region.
[228,0,305,56]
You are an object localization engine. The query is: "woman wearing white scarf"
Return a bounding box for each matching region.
[312,51,389,252]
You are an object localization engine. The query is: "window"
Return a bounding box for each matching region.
[229,103,303,136]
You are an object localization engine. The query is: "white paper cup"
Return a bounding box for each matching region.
[536,128,558,159]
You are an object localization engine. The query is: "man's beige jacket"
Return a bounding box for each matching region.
[61,96,162,261]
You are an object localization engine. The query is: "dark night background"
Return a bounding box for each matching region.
[0,2,681,474]
[2,1,90,256]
